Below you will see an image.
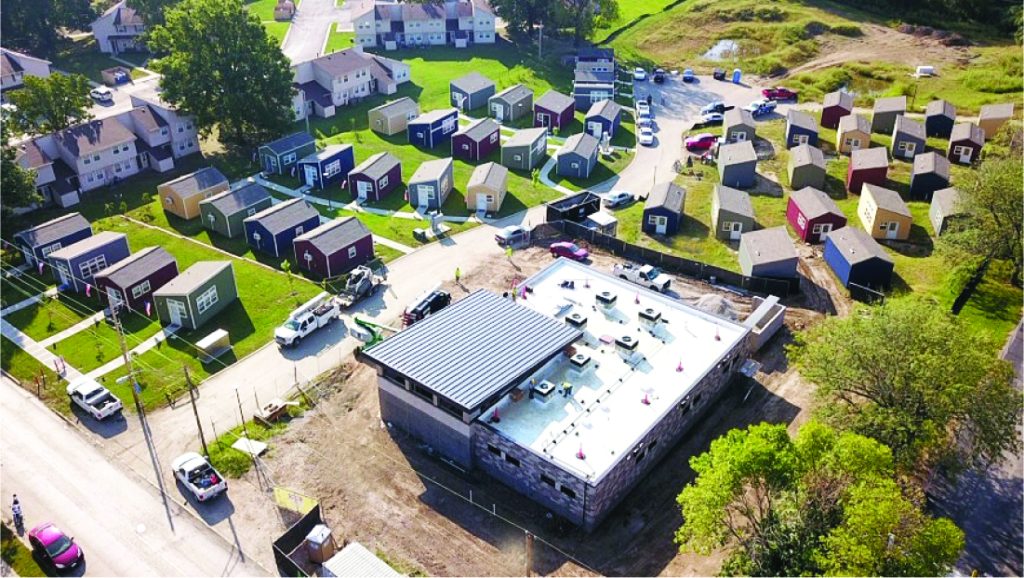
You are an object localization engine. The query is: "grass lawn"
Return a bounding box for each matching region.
[2,282,106,342]
[592,0,679,43]
[333,208,478,249]
[372,242,405,262]
[49,37,145,83]
[2,524,47,578]
[0,335,67,414]
[325,28,355,53]
[77,217,321,410]
[547,148,634,191]
[206,402,306,476]
[47,310,161,375]
[263,21,292,46]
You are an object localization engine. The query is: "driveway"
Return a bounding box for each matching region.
[0,377,267,576]
[282,0,358,62]
[590,75,797,197]
[85,75,163,120]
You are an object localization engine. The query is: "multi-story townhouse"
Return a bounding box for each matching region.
[0,48,51,101]
[91,0,147,55]
[353,0,495,49]
[291,46,410,120]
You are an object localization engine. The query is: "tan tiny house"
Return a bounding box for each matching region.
[466,162,508,214]
[368,97,420,136]
[978,103,1014,139]
[836,114,871,155]
[158,167,229,220]
[858,183,912,241]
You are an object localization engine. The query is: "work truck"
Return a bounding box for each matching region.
[66,377,123,420]
[612,262,672,293]
[275,292,341,348]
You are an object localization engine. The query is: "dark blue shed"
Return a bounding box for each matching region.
[824,227,894,290]
[785,110,819,148]
[556,133,600,179]
[243,199,321,258]
[47,231,131,293]
[584,99,622,139]
[642,182,686,236]
[14,213,92,267]
[259,132,316,175]
[408,108,460,149]
[297,145,355,190]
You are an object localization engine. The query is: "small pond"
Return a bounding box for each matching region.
[703,39,739,61]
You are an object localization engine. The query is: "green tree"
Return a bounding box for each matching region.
[792,299,1021,474]
[0,126,41,218]
[7,74,93,135]
[489,0,552,36]
[127,0,180,28]
[146,0,294,146]
[940,156,1024,286]
[556,0,620,45]
[676,421,964,576]
[0,0,97,52]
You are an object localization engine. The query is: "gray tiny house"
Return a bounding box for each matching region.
[556,133,599,179]
[712,185,755,241]
[153,261,238,331]
[501,127,547,171]
[407,157,454,211]
[890,116,926,159]
[871,96,906,134]
[450,72,496,112]
[200,182,273,239]
[489,84,533,123]
[718,141,758,189]
[787,144,826,190]
[723,109,755,143]
[738,227,798,279]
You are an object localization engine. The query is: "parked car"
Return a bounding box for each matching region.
[89,86,113,103]
[495,225,528,247]
[172,452,227,502]
[762,87,798,101]
[653,68,666,83]
[712,68,726,81]
[682,69,696,82]
[612,263,672,293]
[635,100,651,117]
[638,126,655,146]
[550,242,589,261]
[700,101,734,115]
[66,377,123,420]
[403,290,451,326]
[633,67,647,81]
[28,523,83,572]
[636,113,653,128]
[743,99,777,117]
[685,133,718,151]
[696,112,724,127]
[603,190,634,208]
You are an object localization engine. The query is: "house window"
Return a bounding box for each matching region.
[295,226,304,235]
[84,157,91,165]
[378,175,389,188]
[93,154,100,161]
[505,454,520,467]
[78,255,108,279]
[487,444,502,456]
[462,143,470,151]
[721,220,734,232]
[570,162,579,169]
[347,246,358,259]
[441,117,456,133]
[560,485,577,499]
[897,141,908,151]
[196,285,219,314]
[247,207,257,217]
[187,140,195,149]
[485,195,494,203]
[122,143,130,153]
[513,154,522,161]
[953,145,966,155]
[177,126,184,133]
[540,474,556,487]
[811,224,824,234]
[282,152,297,165]
[114,163,122,173]
[131,279,151,299]
[160,127,169,136]
[178,142,186,151]
[40,243,61,258]
[324,160,342,177]
[489,132,498,143]
[96,172,105,181]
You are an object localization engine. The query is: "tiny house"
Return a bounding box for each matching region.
[153,261,237,330]
[297,145,355,190]
[158,167,230,220]
[738,227,798,279]
[712,185,755,241]
[786,186,847,243]
[824,227,894,290]
[820,90,853,129]
[94,246,178,312]
[787,144,826,190]
[465,162,508,214]
[488,84,533,123]
[584,99,621,139]
[924,100,956,138]
[946,122,984,165]
[556,133,600,179]
[871,96,906,134]
[14,213,92,267]
[890,116,926,159]
[846,147,888,194]
[243,199,321,258]
[199,182,273,239]
[858,183,912,241]
[293,217,373,278]
[407,157,454,212]
[533,90,575,133]
[718,141,758,189]
[259,132,316,175]
[501,127,547,171]
[837,114,871,155]
[408,108,460,149]
[642,182,686,236]
[929,187,964,236]
[723,108,755,143]
[348,152,402,202]
[47,231,131,293]
[978,103,1014,138]
[368,97,420,136]
[785,110,818,148]
[909,152,950,201]
[451,118,500,162]
[450,72,495,112]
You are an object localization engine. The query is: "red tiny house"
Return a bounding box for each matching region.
[786,187,848,243]
[293,217,374,279]
[845,147,889,194]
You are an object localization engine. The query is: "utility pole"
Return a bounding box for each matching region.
[235,387,260,486]
[183,366,209,458]
[524,531,534,577]
[538,21,543,59]
[112,308,145,417]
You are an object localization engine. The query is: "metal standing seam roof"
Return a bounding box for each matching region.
[491,83,532,104]
[201,182,271,216]
[827,227,893,265]
[558,133,599,159]
[863,184,911,217]
[409,108,459,125]
[369,97,419,117]
[14,213,90,248]
[94,246,175,288]
[323,542,401,578]
[790,186,842,220]
[645,182,685,213]
[979,102,1014,120]
[262,132,314,155]
[409,157,453,184]
[823,90,853,110]
[893,115,925,140]
[873,96,906,114]
[153,261,232,297]
[926,99,956,119]
[740,227,797,266]
[455,117,500,142]
[790,144,825,168]
[787,109,818,132]
[534,90,574,113]
[161,167,228,199]
[298,144,352,164]
[850,147,889,170]
[363,290,582,410]
[451,71,495,94]
[244,198,319,235]
[950,122,985,145]
[504,127,547,148]
[293,216,371,255]
[468,161,508,191]
[351,151,400,180]
[586,99,622,122]
[719,140,757,165]
[47,231,126,261]
[714,185,754,218]
[931,187,962,217]
[839,113,871,135]
[724,108,754,129]
[913,151,950,179]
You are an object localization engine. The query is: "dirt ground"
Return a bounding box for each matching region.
[227,246,841,576]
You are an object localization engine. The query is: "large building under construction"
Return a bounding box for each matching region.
[360,259,782,530]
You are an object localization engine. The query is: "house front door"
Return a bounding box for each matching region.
[357,180,371,201]
[818,223,833,239]
[903,142,916,158]
[304,165,318,188]
[588,121,603,138]
[167,299,187,327]
[958,147,972,163]
[655,216,667,235]
[107,287,123,310]
[885,221,899,239]
[493,103,504,121]
[730,222,742,240]
[477,193,489,212]
[733,132,746,142]
[538,113,550,129]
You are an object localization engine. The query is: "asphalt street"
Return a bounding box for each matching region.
[0,377,267,576]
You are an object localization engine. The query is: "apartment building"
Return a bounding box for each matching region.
[0,48,51,101]
[291,46,411,120]
[352,0,496,49]
[91,0,147,55]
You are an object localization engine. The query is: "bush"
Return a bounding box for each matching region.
[962,55,1024,93]
[829,23,863,36]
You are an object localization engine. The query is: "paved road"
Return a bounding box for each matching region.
[85,75,163,120]
[0,377,267,577]
[282,0,355,62]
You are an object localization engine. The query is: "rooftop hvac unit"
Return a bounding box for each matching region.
[569,352,591,369]
[565,311,587,329]
[532,379,556,401]
[596,290,617,309]
[638,307,662,327]
[615,334,639,355]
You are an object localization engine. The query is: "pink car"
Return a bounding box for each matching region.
[685,133,717,151]
[29,522,83,572]
[550,242,589,261]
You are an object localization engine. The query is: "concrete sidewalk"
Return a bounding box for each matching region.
[0,319,83,381]
[0,287,57,317]
[37,311,106,349]
[83,325,178,381]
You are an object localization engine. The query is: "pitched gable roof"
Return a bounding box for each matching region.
[294,217,371,254]
[827,227,892,265]
[740,227,796,266]
[201,182,271,216]
[14,213,91,248]
[351,151,400,180]
[850,147,888,170]
[451,71,494,94]
[790,186,842,220]
[839,113,871,135]
[455,117,499,141]
[468,161,507,191]
[245,199,319,235]
[715,185,754,217]
[94,246,175,288]
[863,184,911,217]
[913,151,950,179]
[558,132,599,158]
[645,182,685,213]
[950,122,984,145]
[161,167,228,199]
[534,90,574,113]
[787,109,818,132]
[55,118,136,157]
[823,90,853,110]
[790,144,825,169]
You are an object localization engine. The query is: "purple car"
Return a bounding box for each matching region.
[550,242,589,261]
[29,522,83,571]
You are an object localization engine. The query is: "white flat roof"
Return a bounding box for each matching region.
[482,259,749,484]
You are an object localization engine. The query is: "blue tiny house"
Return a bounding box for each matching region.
[584,99,622,139]
[14,213,92,267]
[259,132,316,175]
[47,231,131,293]
[297,145,355,190]
[556,133,600,179]
[243,199,321,258]
[408,108,460,149]
[823,227,894,290]
[785,110,819,148]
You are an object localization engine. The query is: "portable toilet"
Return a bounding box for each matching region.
[732,69,742,84]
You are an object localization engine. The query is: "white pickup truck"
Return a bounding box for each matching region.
[275,292,340,348]
[66,377,123,420]
[612,262,672,293]
[171,452,227,502]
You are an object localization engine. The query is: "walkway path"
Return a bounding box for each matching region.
[0,287,57,317]
[372,235,415,254]
[83,326,178,381]
[37,311,105,349]
[0,319,83,381]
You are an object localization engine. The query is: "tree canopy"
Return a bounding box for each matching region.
[791,299,1020,475]
[0,0,96,53]
[146,0,294,146]
[490,0,618,45]
[1,124,41,218]
[676,421,965,576]
[7,74,93,135]
[127,0,180,28]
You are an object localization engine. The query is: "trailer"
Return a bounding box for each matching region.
[336,265,385,308]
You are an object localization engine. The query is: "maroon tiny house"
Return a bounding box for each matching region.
[349,152,402,203]
[820,90,853,130]
[93,247,179,312]
[533,90,575,132]
[451,118,500,162]
[786,187,848,243]
[293,217,373,279]
[846,147,888,194]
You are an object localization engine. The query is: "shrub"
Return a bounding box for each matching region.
[829,23,863,37]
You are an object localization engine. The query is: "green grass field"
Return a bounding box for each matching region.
[0,335,68,414]
[245,0,302,46]
[48,36,147,83]
[1,524,46,578]
[325,28,354,53]
[592,0,679,43]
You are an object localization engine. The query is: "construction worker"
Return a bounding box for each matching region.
[455,267,461,284]
[561,381,572,397]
